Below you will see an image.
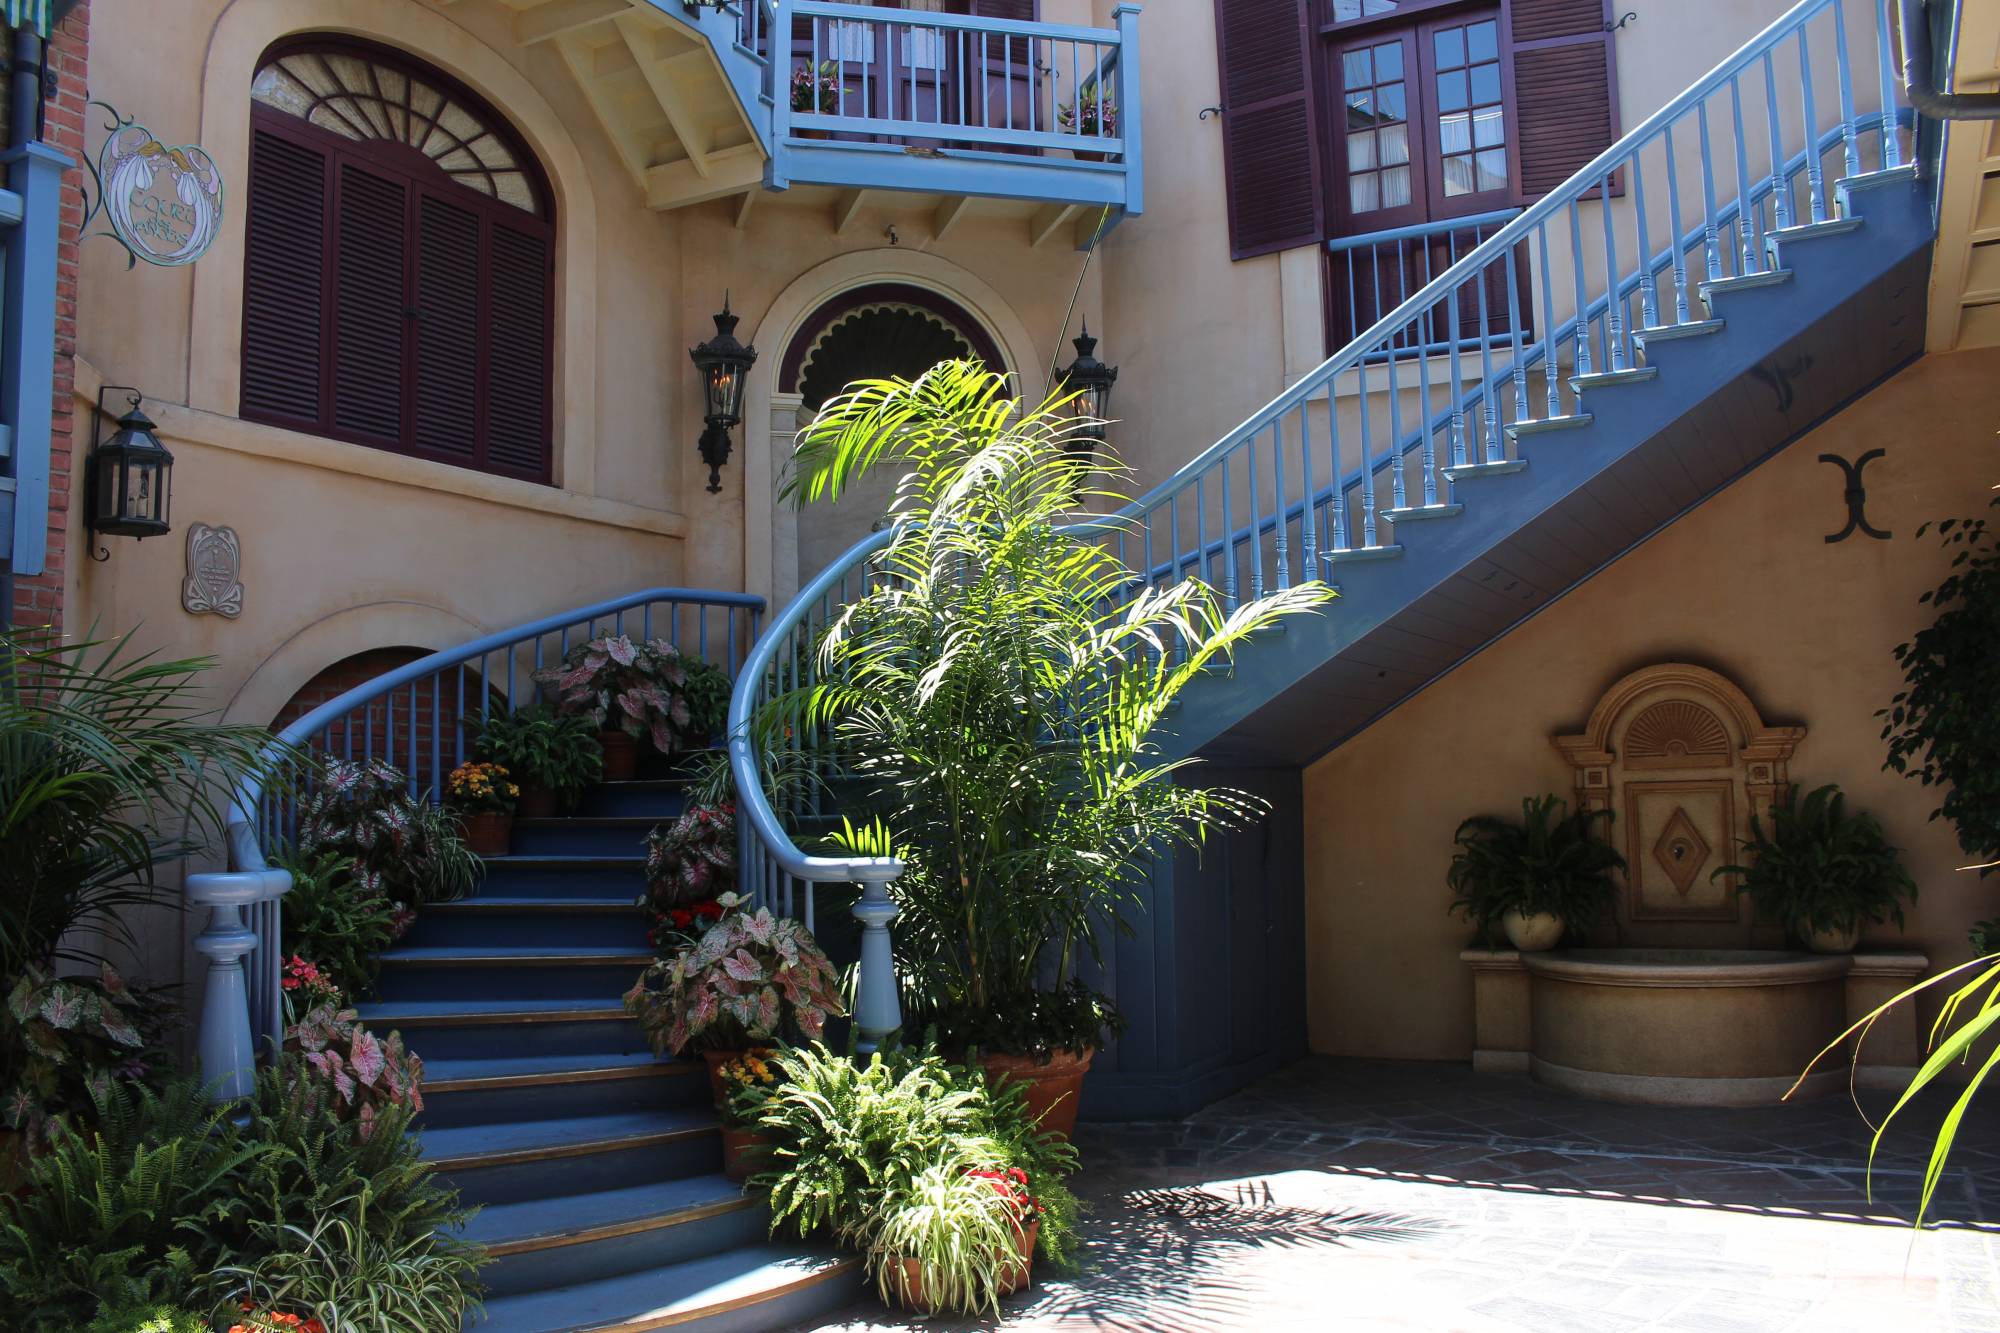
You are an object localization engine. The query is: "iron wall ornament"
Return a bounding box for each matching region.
[1819,449,1890,543]
[77,103,224,269]
[181,523,244,619]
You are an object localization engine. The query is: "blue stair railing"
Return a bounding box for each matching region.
[726,0,1917,1054]
[187,590,762,1101]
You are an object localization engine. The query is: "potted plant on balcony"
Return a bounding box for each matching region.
[1712,783,1916,953]
[1057,90,1116,161]
[473,704,604,817]
[536,635,728,780]
[445,760,519,857]
[773,361,1332,1140]
[1448,794,1626,951]
[622,894,845,1107]
[791,60,841,138]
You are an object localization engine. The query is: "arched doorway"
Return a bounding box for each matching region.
[781,283,1008,580]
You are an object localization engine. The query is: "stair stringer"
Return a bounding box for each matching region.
[1163,171,1936,771]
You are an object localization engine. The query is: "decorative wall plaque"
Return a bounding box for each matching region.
[182,523,243,619]
[1554,664,1803,935]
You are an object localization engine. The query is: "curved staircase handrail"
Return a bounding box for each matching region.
[191,587,763,1103]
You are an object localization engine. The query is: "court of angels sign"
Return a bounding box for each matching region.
[82,105,224,268]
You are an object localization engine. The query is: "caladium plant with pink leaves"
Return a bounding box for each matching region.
[535,635,731,755]
[623,893,845,1056]
[284,1004,423,1138]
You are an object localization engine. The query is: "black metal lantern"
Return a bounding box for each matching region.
[1058,321,1118,452]
[86,387,173,550]
[688,297,758,493]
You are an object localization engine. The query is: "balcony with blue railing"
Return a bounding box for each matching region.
[742,0,1143,232]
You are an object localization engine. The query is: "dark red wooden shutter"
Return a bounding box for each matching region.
[241,129,328,424]
[413,193,481,464]
[1214,0,1321,260]
[1511,0,1619,199]
[484,223,552,480]
[331,164,408,443]
[970,0,1036,66]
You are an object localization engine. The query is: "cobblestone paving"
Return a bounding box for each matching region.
[795,1058,2000,1332]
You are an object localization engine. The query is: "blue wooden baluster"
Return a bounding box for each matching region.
[1598,170,1626,371]
[1247,427,1264,600]
[1329,404,1349,553]
[1764,52,1792,237]
[1664,123,1692,324]
[1195,476,1208,588]
[1538,222,1561,415]
[1385,315,1407,515]
[1447,288,1466,471]
[1220,456,1237,609]
[1275,412,1292,588]
[1567,202,1593,377]
[1473,225,1498,451]
[1632,144,1658,334]
[1415,300,1438,500]
[1504,244,1527,459]
[1299,401,1318,572]
[1729,76,1758,274]
[1797,28,1827,223]
[1698,100,1723,281]
[1356,336,1380,547]
[1832,0,1862,179]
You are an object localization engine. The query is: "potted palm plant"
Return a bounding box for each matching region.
[1712,783,1916,952]
[772,362,1332,1140]
[472,704,604,816]
[1448,795,1626,951]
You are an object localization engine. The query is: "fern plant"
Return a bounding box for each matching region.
[275,849,400,998]
[1447,795,1625,944]
[1713,783,1916,941]
[0,1079,270,1323]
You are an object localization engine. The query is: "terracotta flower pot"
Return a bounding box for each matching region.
[1806,923,1860,954]
[1501,908,1564,952]
[598,729,639,781]
[458,810,513,857]
[700,1048,744,1109]
[516,784,558,820]
[1071,148,1110,162]
[980,1048,1093,1142]
[720,1125,775,1183]
[891,1217,1038,1312]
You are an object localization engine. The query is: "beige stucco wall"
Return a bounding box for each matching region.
[1301,347,2000,1063]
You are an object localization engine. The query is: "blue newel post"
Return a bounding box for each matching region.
[851,875,901,1054]
[185,863,291,1101]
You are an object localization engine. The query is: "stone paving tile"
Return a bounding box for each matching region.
[792,1058,2000,1331]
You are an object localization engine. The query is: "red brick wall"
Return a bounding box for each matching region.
[272,648,500,792]
[9,2,90,635]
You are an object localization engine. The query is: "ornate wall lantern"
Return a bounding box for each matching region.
[1057,321,1117,454]
[86,387,173,556]
[688,297,758,493]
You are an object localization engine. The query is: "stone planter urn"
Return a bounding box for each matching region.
[1501,909,1564,952]
[1805,923,1860,954]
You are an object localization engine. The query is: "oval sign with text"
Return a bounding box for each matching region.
[98,123,223,267]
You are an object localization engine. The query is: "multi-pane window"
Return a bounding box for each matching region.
[239,39,555,483]
[1432,18,1507,198]
[1341,42,1411,215]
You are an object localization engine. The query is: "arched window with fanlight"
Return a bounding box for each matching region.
[241,38,555,483]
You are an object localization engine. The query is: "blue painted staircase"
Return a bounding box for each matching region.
[358,775,861,1333]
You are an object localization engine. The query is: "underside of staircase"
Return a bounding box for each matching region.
[356,776,861,1333]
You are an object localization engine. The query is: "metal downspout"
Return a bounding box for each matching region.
[0,22,43,630]
[1901,0,2000,119]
